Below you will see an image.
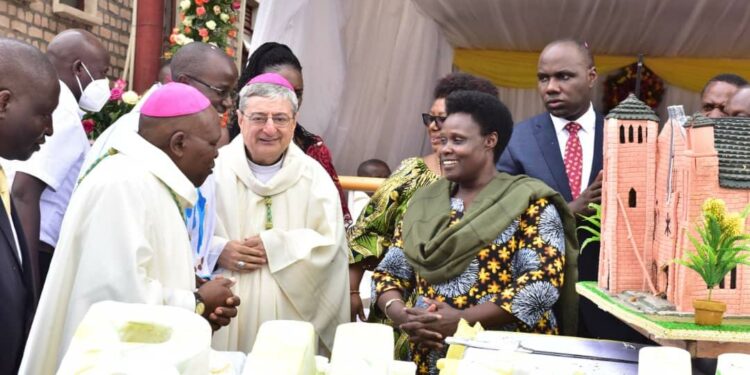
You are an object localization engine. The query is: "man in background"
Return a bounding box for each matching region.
[700,73,748,118]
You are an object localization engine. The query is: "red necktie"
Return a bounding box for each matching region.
[564,122,583,200]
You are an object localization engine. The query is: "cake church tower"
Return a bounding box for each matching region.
[599,94,660,293]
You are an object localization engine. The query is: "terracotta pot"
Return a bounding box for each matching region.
[693,299,726,326]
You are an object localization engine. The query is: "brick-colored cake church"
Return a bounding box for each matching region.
[599,94,750,314]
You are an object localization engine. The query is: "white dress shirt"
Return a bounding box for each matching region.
[15,81,89,247]
[550,103,596,196]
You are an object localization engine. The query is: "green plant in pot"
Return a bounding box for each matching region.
[675,198,750,325]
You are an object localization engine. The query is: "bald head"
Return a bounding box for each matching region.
[0,38,59,160]
[47,29,109,100]
[726,86,750,118]
[171,42,238,113]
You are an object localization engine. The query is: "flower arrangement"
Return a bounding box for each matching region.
[166,0,241,59]
[82,79,140,139]
[603,62,665,114]
[676,198,750,301]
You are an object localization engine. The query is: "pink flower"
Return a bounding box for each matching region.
[232,1,241,10]
[198,28,209,38]
[114,79,127,90]
[82,118,95,134]
[196,6,206,16]
[110,87,124,101]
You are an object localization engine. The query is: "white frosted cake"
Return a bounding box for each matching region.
[242,320,318,375]
[328,322,394,375]
[57,301,211,375]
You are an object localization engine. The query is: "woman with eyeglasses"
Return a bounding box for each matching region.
[229,42,351,224]
[347,73,499,322]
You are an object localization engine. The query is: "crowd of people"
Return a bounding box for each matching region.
[1,29,749,375]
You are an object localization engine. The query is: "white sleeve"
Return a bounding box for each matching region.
[17,106,87,190]
[73,176,195,312]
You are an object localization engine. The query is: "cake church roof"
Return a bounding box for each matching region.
[714,117,750,189]
[689,112,715,128]
[605,93,660,122]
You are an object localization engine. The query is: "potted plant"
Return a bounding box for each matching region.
[675,198,750,325]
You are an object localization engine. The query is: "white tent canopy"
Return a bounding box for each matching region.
[249,0,750,174]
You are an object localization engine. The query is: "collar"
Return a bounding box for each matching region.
[58,80,85,119]
[111,131,197,207]
[550,102,595,135]
[224,136,305,197]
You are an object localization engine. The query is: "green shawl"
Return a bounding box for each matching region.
[401,173,580,335]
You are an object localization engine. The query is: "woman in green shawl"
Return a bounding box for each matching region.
[347,73,500,321]
[372,91,578,375]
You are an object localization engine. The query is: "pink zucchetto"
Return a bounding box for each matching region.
[246,72,295,92]
[140,82,211,118]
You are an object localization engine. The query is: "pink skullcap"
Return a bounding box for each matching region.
[141,82,211,118]
[246,72,295,92]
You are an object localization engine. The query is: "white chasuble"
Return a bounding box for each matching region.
[19,131,198,375]
[211,137,349,353]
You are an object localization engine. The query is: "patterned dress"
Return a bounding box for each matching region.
[373,197,566,375]
[347,157,439,265]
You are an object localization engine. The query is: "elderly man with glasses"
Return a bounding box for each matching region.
[210,73,349,355]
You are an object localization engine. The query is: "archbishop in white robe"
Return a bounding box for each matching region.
[211,137,349,353]
[19,130,197,374]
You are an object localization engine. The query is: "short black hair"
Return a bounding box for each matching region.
[545,38,595,68]
[445,90,513,163]
[433,73,499,100]
[239,42,302,88]
[357,159,391,177]
[701,73,749,96]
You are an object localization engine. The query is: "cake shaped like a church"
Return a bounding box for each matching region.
[599,93,750,314]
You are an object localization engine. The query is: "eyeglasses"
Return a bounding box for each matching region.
[422,113,446,128]
[185,74,230,98]
[239,111,293,128]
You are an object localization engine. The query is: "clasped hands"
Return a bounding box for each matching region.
[195,276,241,331]
[393,298,463,351]
[217,235,267,272]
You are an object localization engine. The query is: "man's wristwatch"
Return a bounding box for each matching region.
[194,292,206,316]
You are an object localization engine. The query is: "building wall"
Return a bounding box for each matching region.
[0,0,134,79]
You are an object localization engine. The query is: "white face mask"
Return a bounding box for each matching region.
[75,62,110,112]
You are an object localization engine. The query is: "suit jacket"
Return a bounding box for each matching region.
[0,201,36,375]
[498,111,603,281]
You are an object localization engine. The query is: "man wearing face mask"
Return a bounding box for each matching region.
[12,29,110,289]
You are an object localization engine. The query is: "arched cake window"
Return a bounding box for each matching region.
[619,125,626,143]
[628,188,637,207]
[628,125,634,143]
[638,126,643,143]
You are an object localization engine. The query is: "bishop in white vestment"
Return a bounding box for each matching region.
[210,73,349,353]
[19,83,237,374]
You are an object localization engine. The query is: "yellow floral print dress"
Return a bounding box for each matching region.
[373,197,566,375]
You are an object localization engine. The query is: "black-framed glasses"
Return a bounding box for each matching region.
[422,113,446,128]
[185,74,230,98]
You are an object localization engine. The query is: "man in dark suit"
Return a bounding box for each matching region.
[0,38,59,374]
[498,39,647,342]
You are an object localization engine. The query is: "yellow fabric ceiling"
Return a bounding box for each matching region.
[454,49,750,92]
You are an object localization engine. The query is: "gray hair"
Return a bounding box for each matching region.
[238,83,299,114]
